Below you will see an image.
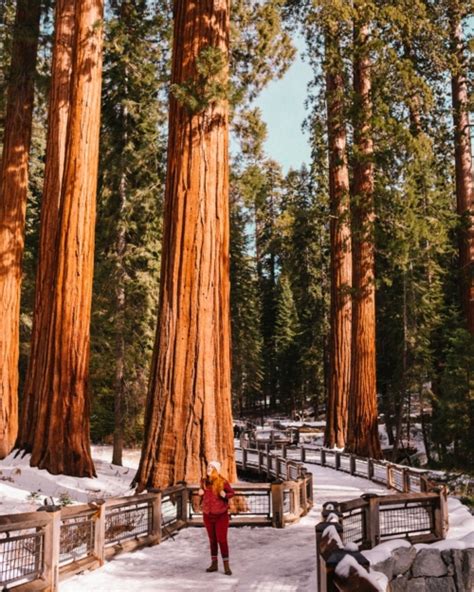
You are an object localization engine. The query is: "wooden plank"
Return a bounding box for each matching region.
[59,556,101,581]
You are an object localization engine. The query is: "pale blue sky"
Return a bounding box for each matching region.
[254,36,313,172]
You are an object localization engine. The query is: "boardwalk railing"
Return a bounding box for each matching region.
[240,437,435,494]
[0,454,313,591]
[315,488,449,591]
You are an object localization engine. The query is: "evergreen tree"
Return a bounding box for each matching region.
[91,0,169,462]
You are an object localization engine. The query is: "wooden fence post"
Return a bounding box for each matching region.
[281,445,287,459]
[321,449,326,467]
[93,501,106,565]
[386,463,394,488]
[266,451,272,480]
[150,491,162,543]
[367,458,374,481]
[300,446,306,462]
[403,468,410,493]
[300,478,307,516]
[258,449,263,473]
[433,487,449,539]
[335,452,341,471]
[350,455,356,475]
[43,509,61,592]
[271,480,285,528]
[361,494,379,548]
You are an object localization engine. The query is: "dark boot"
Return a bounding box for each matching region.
[206,559,218,573]
[223,559,232,576]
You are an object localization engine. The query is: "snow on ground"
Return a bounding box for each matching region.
[0,446,140,514]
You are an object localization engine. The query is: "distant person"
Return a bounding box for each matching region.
[198,460,235,575]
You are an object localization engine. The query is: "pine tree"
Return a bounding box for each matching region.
[91,0,169,464]
[0,0,41,458]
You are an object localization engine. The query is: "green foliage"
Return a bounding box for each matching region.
[90,0,170,445]
[171,46,231,113]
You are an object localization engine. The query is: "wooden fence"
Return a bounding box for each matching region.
[240,438,434,494]
[0,451,313,591]
[315,488,449,591]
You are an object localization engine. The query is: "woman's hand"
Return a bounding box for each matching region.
[220,489,227,499]
[198,488,204,496]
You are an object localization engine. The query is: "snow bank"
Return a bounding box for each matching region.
[335,554,386,591]
[362,539,412,565]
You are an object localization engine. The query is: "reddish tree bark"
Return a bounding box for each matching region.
[133,0,236,491]
[346,17,382,459]
[324,27,352,450]
[29,0,104,476]
[450,4,474,334]
[0,0,41,459]
[18,0,75,452]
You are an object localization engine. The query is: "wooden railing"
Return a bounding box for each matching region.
[0,453,313,591]
[240,437,435,494]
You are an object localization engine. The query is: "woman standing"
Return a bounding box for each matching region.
[198,460,235,575]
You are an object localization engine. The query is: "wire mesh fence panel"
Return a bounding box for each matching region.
[288,464,299,480]
[392,469,405,492]
[373,463,387,484]
[304,450,321,464]
[407,473,422,493]
[283,490,292,514]
[354,458,368,477]
[324,452,337,468]
[341,509,365,545]
[161,495,181,528]
[188,489,271,519]
[105,500,152,546]
[59,513,95,566]
[286,448,301,460]
[379,501,434,540]
[247,450,259,466]
[339,455,351,473]
[0,529,44,589]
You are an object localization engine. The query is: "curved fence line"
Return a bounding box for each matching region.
[239,437,437,494]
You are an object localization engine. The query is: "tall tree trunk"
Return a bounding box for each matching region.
[0,0,41,459]
[29,0,104,476]
[450,4,474,334]
[112,166,127,467]
[346,17,381,459]
[133,0,235,491]
[324,27,352,450]
[18,0,75,452]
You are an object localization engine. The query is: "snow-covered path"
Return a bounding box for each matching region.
[60,465,389,592]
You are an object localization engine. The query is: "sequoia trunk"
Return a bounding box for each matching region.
[133,0,235,490]
[346,18,382,459]
[0,0,41,458]
[29,0,104,476]
[324,28,352,450]
[18,0,75,452]
[450,5,474,334]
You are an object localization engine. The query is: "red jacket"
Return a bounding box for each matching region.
[201,479,235,515]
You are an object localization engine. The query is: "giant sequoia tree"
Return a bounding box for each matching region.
[18,0,75,452]
[324,17,352,449]
[346,7,381,459]
[449,1,473,334]
[0,0,41,458]
[133,0,236,490]
[27,0,104,476]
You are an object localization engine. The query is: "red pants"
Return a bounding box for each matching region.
[203,512,230,560]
